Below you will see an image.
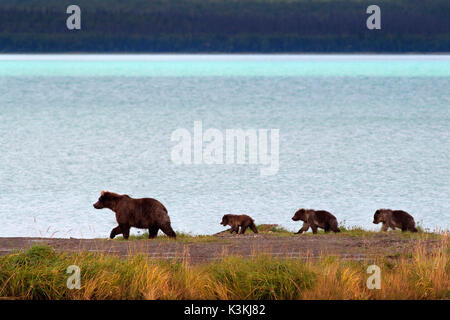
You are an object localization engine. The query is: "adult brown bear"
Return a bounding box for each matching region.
[373,209,418,232]
[220,214,258,234]
[93,191,176,239]
[292,208,340,234]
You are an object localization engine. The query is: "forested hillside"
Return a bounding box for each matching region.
[0,0,448,52]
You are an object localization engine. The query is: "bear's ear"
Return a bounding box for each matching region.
[101,190,105,196]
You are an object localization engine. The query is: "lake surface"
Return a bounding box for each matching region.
[0,54,449,238]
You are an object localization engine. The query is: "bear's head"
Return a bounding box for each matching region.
[292,208,308,221]
[221,214,231,226]
[93,191,119,210]
[373,209,390,224]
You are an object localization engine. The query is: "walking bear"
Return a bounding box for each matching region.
[93,191,176,239]
[220,214,258,234]
[292,209,340,234]
[373,209,418,232]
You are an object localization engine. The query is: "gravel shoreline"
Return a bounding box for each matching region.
[0,233,443,264]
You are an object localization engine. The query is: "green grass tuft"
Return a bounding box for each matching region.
[206,255,316,299]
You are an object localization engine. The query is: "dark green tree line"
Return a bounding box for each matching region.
[0,0,448,52]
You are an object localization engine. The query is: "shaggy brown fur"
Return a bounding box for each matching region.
[292,209,340,234]
[220,214,258,234]
[373,209,418,232]
[93,191,176,239]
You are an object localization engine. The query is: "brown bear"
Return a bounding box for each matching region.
[220,214,258,234]
[93,191,176,239]
[373,209,418,232]
[292,209,340,234]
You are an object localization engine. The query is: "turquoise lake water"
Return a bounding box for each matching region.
[0,55,449,238]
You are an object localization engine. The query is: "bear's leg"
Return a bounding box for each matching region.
[324,222,331,233]
[120,224,130,240]
[311,225,318,234]
[381,223,389,232]
[148,226,159,239]
[240,225,248,234]
[295,222,309,234]
[110,226,122,239]
[160,223,176,238]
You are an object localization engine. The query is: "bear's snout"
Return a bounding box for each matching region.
[93,201,102,209]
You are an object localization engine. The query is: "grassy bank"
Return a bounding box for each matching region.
[0,234,447,300]
[111,224,443,242]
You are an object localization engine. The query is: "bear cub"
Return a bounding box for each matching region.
[292,209,340,234]
[220,214,258,234]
